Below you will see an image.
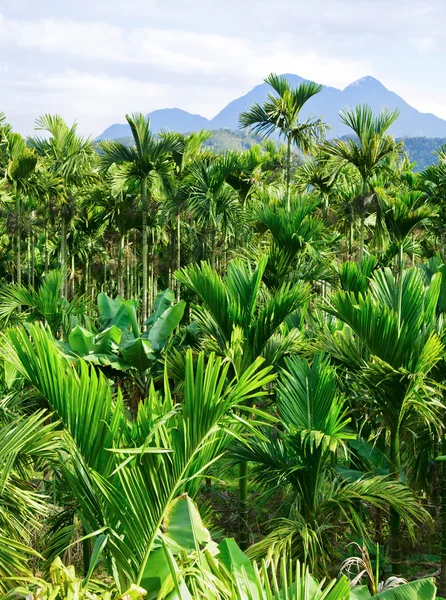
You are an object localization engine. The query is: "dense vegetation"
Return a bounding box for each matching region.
[114,131,446,171]
[2,73,446,599]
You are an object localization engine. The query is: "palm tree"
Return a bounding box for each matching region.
[2,323,274,592]
[239,73,326,211]
[99,113,181,323]
[176,256,311,549]
[323,104,403,259]
[183,152,244,269]
[252,189,333,289]
[29,115,94,297]
[324,266,443,573]
[160,130,211,299]
[0,396,59,594]
[1,130,38,285]
[232,354,427,576]
[377,190,437,315]
[0,269,90,337]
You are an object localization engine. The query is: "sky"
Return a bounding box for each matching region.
[0,0,444,137]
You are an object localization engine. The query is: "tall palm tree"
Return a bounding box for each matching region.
[176,256,311,549]
[324,266,444,573]
[253,189,332,289]
[29,115,94,297]
[233,354,427,577]
[183,152,244,269]
[1,130,38,285]
[378,189,437,315]
[99,114,181,323]
[239,73,326,211]
[160,130,211,299]
[323,104,403,259]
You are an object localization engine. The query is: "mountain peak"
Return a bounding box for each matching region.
[345,76,386,90]
[98,73,446,140]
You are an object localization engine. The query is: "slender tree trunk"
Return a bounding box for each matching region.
[141,180,148,325]
[286,135,292,212]
[71,254,75,298]
[31,233,35,288]
[44,226,49,275]
[85,256,89,298]
[11,238,14,284]
[125,233,130,299]
[389,427,402,575]
[176,213,181,302]
[16,191,21,287]
[397,244,404,330]
[211,229,216,271]
[118,230,124,297]
[323,193,328,220]
[27,234,31,285]
[359,212,365,262]
[60,215,67,297]
[239,462,249,550]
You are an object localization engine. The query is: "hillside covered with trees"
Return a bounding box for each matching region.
[2,73,446,599]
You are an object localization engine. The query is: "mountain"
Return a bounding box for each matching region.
[96,108,210,141]
[97,74,446,140]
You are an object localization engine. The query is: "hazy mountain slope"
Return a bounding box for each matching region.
[97,108,210,141]
[97,73,446,140]
[107,129,445,170]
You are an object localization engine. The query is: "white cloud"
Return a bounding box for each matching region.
[1,1,446,135]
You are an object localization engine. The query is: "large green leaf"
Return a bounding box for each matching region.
[140,495,213,596]
[162,495,211,552]
[370,578,436,600]
[218,538,260,600]
[146,301,186,351]
[92,326,122,354]
[97,291,123,321]
[121,338,154,373]
[145,288,175,328]
[69,325,95,355]
[351,586,371,600]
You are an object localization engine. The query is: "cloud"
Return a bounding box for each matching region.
[0,1,445,134]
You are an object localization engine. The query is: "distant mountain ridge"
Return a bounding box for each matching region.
[110,129,445,171]
[97,74,446,141]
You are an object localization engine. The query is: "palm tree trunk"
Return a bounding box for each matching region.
[44,226,49,275]
[239,461,249,550]
[31,233,35,288]
[286,136,292,212]
[141,180,148,326]
[126,233,130,298]
[397,244,404,330]
[389,427,402,575]
[71,253,75,297]
[176,214,181,302]
[27,234,31,285]
[359,212,365,262]
[118,230,124,297]
[85,256,89,298]
[16,190,21,286]
[211,228,217,271]
[60,215,67,297]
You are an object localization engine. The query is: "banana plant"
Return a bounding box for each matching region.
[63,288,186,390]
